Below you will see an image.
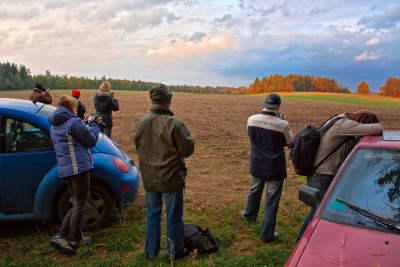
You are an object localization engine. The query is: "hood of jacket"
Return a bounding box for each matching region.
[96,90,112,99]
[48,107,76,126]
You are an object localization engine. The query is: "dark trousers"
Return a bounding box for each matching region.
[59,171,90,242]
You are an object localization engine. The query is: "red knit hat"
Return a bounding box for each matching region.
[71,89,81,98]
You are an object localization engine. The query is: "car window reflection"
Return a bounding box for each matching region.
[322,148,400,232]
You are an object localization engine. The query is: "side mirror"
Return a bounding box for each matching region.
[299,185,321,209]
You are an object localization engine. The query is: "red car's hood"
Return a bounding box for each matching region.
[295,219,400,267]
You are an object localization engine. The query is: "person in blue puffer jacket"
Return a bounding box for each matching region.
[48,95,101,255]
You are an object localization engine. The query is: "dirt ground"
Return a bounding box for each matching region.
[2,90,399,211]
[1,90,399,261]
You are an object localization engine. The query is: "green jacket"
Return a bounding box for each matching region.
[134,104,194,192]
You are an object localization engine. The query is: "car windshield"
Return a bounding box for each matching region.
[35,104,56,118]
[320,148,400,234]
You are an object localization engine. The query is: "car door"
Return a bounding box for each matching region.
[0,116,56,216]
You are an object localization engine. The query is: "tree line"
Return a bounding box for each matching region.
[1,61,399,97]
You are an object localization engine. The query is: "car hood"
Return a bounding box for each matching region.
[91,133,126,159]
[296,219,400,267]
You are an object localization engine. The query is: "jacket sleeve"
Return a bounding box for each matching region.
[71,119,100,148]
[110,99,119,111]
[337,119,384,136]
[283,121,293,145]
[173,120,195,158]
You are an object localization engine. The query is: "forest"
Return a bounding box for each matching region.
[1,61,399,97]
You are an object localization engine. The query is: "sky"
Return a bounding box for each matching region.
[0,0,399,92]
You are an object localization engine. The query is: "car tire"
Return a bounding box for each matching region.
[57,183,114,231]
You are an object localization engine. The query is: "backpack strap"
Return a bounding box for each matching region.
[199,228,219,254]
[314,136,351,170]
[314,116,352,169]
[318,115,342,135]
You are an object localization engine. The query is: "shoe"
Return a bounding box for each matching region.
[241,210,256,222]
[260,232,280,243]
[50,236,75,255]
[70,236,92,248]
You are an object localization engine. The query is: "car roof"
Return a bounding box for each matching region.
[356,131,400,149]
[0,98,56,129]
[0,98,45,114]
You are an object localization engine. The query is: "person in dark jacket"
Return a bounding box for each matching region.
[241,93,293,243]
[48,95,101,255]
[29,82,52,104]
[71,89,86,120]
[134,84,195,260]
[93,82,119,138]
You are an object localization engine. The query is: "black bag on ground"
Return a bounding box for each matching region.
[290,116,344,176]
[184,224,218,254]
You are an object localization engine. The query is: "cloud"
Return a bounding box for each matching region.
[366,37,380,45]
[357,4,400,30]
[355,51,380,61]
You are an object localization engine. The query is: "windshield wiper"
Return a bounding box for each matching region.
[336,198,400,233]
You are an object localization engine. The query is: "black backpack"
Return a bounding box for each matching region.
[184,224,218,254]
[290,116,346,176]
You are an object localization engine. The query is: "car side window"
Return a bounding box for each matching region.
[5,117,53,152]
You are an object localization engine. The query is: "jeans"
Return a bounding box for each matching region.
[296,173,334,241]
[145,189,185,259]
[59,171,90,242]
[243,176,283,242]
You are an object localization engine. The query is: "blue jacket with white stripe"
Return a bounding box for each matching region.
[48,107,100,178]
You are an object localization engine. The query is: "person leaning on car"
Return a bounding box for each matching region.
[29,82,52,104]
[296,110,384,242]
[134,84,195,260]
[48,95,102,255]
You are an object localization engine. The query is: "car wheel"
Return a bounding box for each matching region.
[57,183,114,231]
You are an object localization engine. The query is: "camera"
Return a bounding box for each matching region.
[86,114,106,128]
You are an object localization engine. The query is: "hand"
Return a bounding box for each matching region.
[94,116,103,125]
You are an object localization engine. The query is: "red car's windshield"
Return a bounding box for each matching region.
[321,148,400,234]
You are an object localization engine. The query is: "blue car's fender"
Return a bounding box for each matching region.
[33,166,65,219]
[91,153,140,204]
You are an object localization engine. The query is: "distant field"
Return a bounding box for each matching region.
[274,92,400,109]
[0,90,399,267]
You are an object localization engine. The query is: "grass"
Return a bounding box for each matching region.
[277,92,400,109]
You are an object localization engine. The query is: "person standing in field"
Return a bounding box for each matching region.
[134,84,195,260]
[29,82,52,104]
[71,89,86,120]
[296,110,383,242]
[48,95,102,255]
[93,81,119,138]
[241,93,293,243]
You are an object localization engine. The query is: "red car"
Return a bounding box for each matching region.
[286,131,400,267]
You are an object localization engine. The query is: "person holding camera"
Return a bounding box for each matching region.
[71,89,86,120]
[93,81,119,138]
[29,82,52,104]
[48,95,101,255]
[241,93,293,243]
[134,84,194,260]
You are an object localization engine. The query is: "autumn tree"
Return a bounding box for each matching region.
[357,81,370,95]
[380,77,400,98]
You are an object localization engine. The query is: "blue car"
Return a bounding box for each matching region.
[0,98,140,230]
